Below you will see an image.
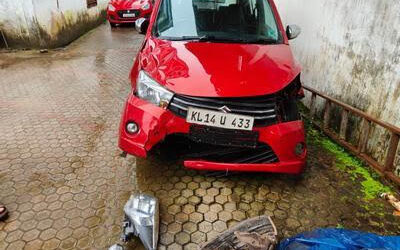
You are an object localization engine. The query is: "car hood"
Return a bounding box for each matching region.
[110,0,146,9]
[140,38,301,97]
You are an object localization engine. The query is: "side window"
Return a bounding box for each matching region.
[155,0,173,34]
[261,1,278,38]
[87,0,97,8]
[246,0,278,39]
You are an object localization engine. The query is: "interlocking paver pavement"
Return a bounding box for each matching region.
[0,23,399,250]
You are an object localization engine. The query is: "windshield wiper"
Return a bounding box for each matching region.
[244,38,278,44]
[160,35,245,43]
[161,35,206,41]
[200,36,246,43]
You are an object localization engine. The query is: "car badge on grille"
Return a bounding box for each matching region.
[127,10,131,13]
[219,106,231,113]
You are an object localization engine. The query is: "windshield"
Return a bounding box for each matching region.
[153,0,281,43]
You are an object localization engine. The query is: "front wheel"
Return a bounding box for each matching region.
[110,22,117,28]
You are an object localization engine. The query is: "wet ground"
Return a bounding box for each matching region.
[0,23,399,250]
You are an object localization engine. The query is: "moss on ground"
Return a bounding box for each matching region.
[306,121,391,201]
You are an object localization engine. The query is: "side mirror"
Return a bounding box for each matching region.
[286,25,301,40]
[135,18,149,34]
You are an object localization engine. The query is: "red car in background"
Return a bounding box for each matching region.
[107,0,153,27]
[119,0,307,174]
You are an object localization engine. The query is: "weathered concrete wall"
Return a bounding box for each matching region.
[0,0,34,48]
[276,0,400,172]
[0,0,108,49]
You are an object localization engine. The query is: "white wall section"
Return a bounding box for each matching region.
[0,0,108,48]
[276,0,400,171]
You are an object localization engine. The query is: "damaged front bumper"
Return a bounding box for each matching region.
[119,93,307,174]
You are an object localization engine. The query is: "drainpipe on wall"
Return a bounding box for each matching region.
[0,29,9,49]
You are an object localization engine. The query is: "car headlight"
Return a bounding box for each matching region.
[137,71,173,108]
[108,4,116,11]
[142,3,150,10]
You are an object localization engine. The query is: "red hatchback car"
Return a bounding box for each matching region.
[119,0,307,174]
[107,0,153,27]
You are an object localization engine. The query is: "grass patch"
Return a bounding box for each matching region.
[306,123,391,201]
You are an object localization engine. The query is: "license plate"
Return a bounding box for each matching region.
[186,107,254,131]
[123,13,136,18]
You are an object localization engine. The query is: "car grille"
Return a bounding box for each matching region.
[184,143,279,164]
[189,125,259,148]
[168,94,278,127]
[117,10,140,18]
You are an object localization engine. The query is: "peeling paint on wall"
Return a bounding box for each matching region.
[276,0,400,172]
[0,0,108,49]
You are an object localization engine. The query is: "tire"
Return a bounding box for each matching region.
[110,22,117,28]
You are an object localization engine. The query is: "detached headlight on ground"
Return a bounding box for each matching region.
[137,70,173,109]
[124,194,159,250]
[108,4,116,11]
[109,194,159,250]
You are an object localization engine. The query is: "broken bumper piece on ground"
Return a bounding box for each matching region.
[200,215,277,250]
